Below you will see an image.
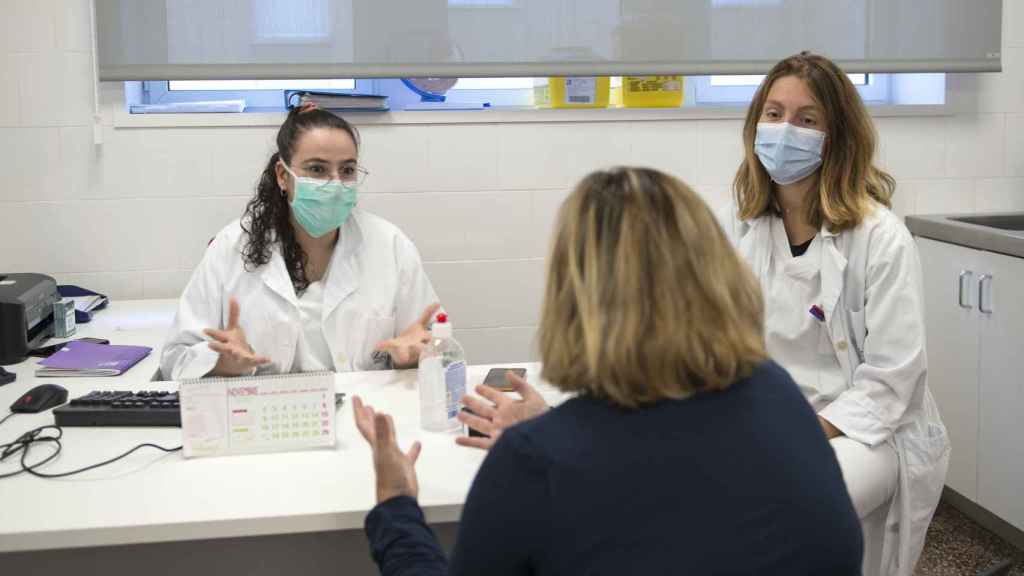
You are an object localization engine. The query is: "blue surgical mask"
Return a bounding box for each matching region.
[754,122,826,185]
[281,163,358,238]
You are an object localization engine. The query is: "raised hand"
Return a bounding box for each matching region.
[203,297,271,376]
[374,303,441,369]
[353,395,422,503]
[456,371,549,450]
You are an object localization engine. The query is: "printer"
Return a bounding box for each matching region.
[0,273,60,365]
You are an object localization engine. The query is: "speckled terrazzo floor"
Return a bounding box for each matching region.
[916,500,1024,575]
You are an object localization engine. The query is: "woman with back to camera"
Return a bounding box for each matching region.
[353,167,864,575]
[161,105,439,380]
[454,53,948,576]
[722,52,949,576]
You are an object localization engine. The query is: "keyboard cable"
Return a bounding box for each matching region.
[0,422,181,480]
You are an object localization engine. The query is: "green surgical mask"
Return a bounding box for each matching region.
[282,163,358,238]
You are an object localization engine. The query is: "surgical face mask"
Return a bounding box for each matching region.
[281,162,358,238]
[754,122,826,185]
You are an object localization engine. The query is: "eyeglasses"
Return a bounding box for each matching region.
[290,163,369,186]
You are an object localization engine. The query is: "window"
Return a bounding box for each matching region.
[711,0,783,5]
[441,77,534,107]
[708,74,867,86]
[169,80,356,91]
[130,77,534,112]
[136,79,369,112]
[126,73,944,113]
[693,73,943,107]
[448,0,516,5]
[696,74,883,105]
[450,78,532,90]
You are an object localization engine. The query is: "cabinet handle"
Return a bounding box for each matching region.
[958,270,974,309]
[978,274,994,314]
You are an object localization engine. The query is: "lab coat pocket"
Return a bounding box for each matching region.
[360,314,397,370]
[846,307,867,361]
[332,307,396,371]
[902,422,949,527]
[254,304,295,373]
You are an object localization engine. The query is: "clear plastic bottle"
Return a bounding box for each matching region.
[418,313,466,432]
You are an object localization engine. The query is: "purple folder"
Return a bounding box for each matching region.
[36,340,152,377]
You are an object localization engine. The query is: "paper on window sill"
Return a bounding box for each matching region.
[130,99,246,114]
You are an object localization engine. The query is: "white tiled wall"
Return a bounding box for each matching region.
[2,0,1024,363]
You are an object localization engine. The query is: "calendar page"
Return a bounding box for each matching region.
[179,371,336,458]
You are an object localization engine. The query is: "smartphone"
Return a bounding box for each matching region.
[461,407,489,438]
[29,337,110,358]
[482,367,527,392]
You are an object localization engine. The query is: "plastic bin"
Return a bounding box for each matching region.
[534,77,610,108]
[622,76,684,108]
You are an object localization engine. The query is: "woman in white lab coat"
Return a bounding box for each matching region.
[720,52,949,576]
[160,106,439,380]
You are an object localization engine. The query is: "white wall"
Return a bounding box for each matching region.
[2,0,1024,363]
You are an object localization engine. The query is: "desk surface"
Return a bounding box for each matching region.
[0,300,562,553]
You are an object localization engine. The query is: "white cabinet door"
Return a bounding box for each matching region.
[977,249,1024,531]
[916,237,982,500]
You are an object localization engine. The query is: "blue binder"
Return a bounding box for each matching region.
[57,285,109,324]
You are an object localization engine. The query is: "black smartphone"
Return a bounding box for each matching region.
[461,407,489,438]
[482,367,527,392]
[29,337,110,358]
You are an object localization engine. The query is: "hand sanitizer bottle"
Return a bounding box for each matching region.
[418,313,466,432]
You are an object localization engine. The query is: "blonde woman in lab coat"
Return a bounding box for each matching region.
[161,106,439,380]
[720,52,949,576]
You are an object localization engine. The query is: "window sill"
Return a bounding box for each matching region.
[111,103,952,129]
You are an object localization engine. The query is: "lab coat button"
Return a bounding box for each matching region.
[836,340,849,351]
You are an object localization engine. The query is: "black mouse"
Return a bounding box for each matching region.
[11,384,68,413]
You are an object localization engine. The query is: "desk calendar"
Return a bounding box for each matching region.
[179,371,336,458]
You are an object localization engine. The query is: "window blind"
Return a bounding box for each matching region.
[96,0,1002,81]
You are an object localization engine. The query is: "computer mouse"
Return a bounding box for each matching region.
[10,384,68,413]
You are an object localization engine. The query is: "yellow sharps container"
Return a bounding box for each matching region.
[622,76,684,108]
[534,77,611,108]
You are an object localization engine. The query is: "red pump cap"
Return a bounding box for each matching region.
[436,313,448,324]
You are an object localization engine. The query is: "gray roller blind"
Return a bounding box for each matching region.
[96,0,1002,81]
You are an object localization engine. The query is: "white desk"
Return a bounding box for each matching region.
[0,300,563,568]
[1,298,178,387]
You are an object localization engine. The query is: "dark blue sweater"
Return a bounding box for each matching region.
[365,361,862,575]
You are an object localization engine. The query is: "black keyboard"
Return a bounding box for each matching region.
[54,390,181,427]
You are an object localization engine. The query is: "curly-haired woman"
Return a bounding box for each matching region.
[161,106,439,379]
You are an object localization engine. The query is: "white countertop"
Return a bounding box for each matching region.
[907,212,1024,259]
[0,300,563,552]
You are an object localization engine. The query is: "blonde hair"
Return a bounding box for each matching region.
[734,52,895,232]
[539,167,767,408]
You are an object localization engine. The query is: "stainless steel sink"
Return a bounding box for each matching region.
[907,212,1024,260]
[950,214,1024,231]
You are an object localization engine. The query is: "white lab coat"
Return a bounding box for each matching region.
[160,209,438,380]
[721,204,950,576]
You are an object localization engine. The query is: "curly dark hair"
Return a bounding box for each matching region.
[241,107,360,295]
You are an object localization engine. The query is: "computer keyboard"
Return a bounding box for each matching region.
[54,390,181,427]
[53,390,346,428]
